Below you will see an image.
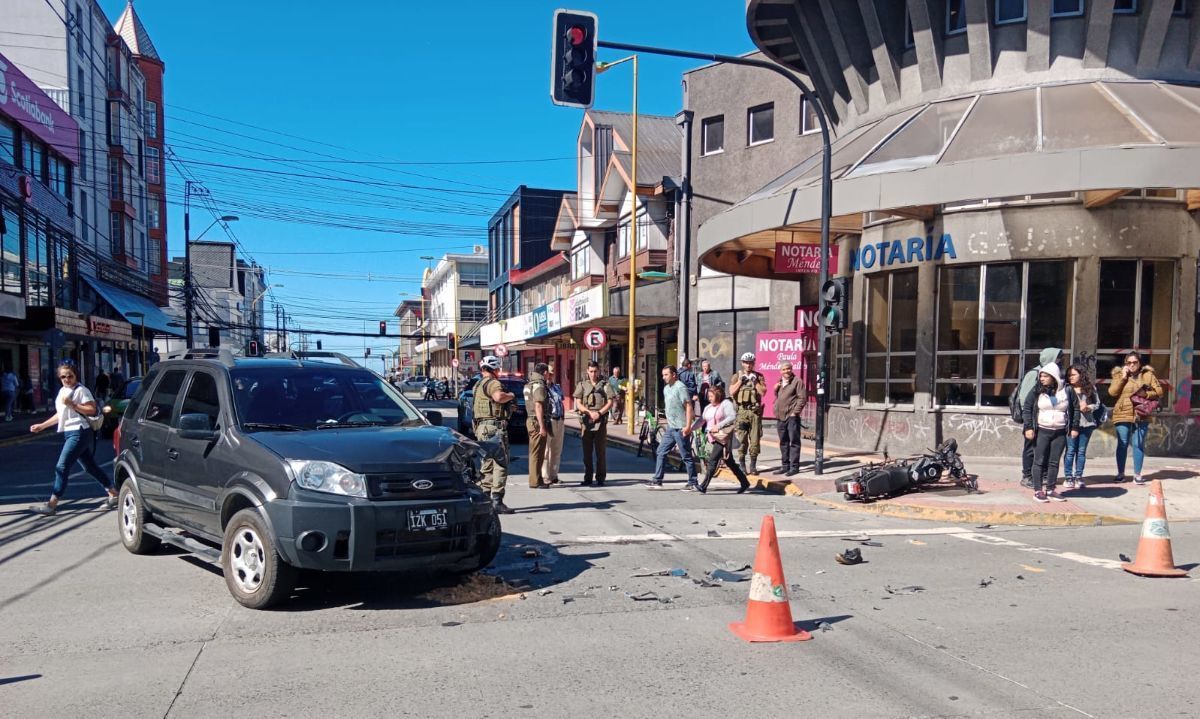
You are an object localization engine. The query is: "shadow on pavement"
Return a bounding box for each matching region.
[516,499,627,514]
[1146,469,1199,481]
[796,614,854,632]
[0,675,42,687]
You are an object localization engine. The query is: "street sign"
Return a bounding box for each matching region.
[494,344,508,357]
[583,327,607,350]
[452,358,460,368]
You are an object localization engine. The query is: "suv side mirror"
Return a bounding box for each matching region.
[178,413,218,441]
[423,410,443,426]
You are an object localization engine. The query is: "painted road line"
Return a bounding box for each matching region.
[952,532,1125,571]
[570,526,989,545]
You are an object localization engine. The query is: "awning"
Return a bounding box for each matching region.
[83,276,182,337]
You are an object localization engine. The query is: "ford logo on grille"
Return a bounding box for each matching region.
[411,479,434,490]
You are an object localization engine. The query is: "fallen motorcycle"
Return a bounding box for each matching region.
[835,438,976,502]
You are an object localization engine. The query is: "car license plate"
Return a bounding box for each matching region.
[407,508,448,532]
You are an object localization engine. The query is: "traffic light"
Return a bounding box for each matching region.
[207,326,220,348]
[447,332,455,347]
[316,340,322,350]
[247,339,260,356]
[820,277,849,333]
[378,320,387,336]
[550,9,598,109]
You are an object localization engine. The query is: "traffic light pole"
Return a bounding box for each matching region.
[596,40,832,474]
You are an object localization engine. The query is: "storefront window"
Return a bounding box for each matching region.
[936,261,1073,407]
[831,331,852,404]
[864,270,917,404]
[1,204,20,296]
[26,218,49,307]
[1096,259,1175,401]
[697,308,769,377]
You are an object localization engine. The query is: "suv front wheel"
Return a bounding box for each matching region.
[221,509,296,609]
[118,482,160,554]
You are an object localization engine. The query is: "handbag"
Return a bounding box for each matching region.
[1130,393,1159,418]
[709,404,733,444]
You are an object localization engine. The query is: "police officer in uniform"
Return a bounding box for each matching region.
[525,362,552,489]
[728,352,765,476]
[473,356,516,514]
[573,360,616,486]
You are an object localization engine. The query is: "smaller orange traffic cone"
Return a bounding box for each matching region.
[729,515,812,643]
[1122,480,1188,578]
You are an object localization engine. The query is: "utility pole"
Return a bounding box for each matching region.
[184,180,193,349]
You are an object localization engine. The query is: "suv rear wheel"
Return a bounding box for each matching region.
[221,509,296,609]
[471,514,502,572]
[118,482,160,554]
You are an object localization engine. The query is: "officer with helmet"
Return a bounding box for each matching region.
[473,355,516,514]
[728,352,765,475]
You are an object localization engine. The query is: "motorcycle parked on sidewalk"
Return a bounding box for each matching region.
[835,438,976,502]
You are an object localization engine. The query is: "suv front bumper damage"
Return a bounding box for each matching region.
[264,489,495,572]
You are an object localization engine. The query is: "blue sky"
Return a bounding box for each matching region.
[97,0,754,362]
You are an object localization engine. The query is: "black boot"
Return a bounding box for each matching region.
[748,456,759,476]
[492,496,514,515]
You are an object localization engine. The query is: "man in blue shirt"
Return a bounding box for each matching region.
[649,365,697,489]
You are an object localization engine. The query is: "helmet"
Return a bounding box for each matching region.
[480,355,501,371]
[740,352,756,363]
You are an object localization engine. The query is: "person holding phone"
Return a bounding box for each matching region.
[1108,351,1162,485]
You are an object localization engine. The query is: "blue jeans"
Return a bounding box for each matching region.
[653,427,696,483]
[1114,421,1147,477]
[53,428,112,499]
[1063,426,1095,479]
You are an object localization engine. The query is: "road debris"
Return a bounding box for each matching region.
[706,530,721,537]
[625,591,677,604]
[979,577,995,588]
[521,549,540,559]
[1019,564,1045,573]
[885,585,926,595]
[537,589,553,596]
[631,568,689,578]
[817,621,833,632]
[1119,553,1132,562]
[441,621,462,627]
[909,540,927,546]
[708,568,750,583]
[836,548,864,565]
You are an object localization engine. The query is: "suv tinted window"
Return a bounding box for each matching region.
[144,370,186,425]
[230,367,423,429]
[124,371,155,419]
[177,372,221,430]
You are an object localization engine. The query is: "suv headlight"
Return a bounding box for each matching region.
[287,460,367,498]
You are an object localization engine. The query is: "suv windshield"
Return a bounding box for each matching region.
[230,367,424,429]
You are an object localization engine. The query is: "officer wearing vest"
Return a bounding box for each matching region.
[573,360,616,486]
[728,351,765,476]
[473,356,516,514]
[524,362,552,490]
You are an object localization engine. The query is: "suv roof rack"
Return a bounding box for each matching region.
[164,348,238,367]
[262,350,362,368]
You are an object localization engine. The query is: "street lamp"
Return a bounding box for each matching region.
[596,54,639,434]
[126,311,145,375]
[183,179,238,349]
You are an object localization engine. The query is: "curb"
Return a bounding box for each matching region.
[803,496,1137,527]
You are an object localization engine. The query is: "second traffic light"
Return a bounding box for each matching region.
[550,9,597,109]
[378,320,387,336]
[820,277,849,334]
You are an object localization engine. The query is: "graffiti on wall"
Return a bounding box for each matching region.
[826,410,931,452]
[946,413,1023,444]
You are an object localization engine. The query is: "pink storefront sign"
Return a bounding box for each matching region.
[774,243,838,274]
[0,52,80,164]
[756,315,819,421]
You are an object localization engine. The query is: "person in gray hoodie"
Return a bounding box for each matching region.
[1016,347,1062,487]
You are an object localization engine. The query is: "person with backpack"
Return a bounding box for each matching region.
[1010,346,1063,488]
[1022,363,1079,503]
[1063,364,1104,490]
[1108,351,1163,484]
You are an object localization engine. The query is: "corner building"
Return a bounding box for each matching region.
[699,1,1200,458]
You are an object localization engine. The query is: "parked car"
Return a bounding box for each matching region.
[100,377,143,438]
[456,374,527,441]
[112,351,500,609]
[398,375,428,394]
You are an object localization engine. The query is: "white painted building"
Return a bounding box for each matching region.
[414,248,488,382]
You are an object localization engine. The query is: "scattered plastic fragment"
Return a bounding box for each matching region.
[547,530,562,535]
[909,540,927,546]
[706,530,721,537]
[537,589,553,596]
[815,570,826,575]
[693,577,721,588]
[836,548,864,566]
[716,561,751,572]
[717,521,727,527]
[441,621,462,627]
[976,524,994,529]
[1019,564,1045,573]
[1119,553,1132,562]
[885,585,925,595]
[521,549,540,559]
[625,591,672,603]
[708,568,750,583]
[817,622,833,632]
[669,568,688,577]
[979,577,995,588]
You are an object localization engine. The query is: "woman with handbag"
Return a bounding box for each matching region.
[1108,351,1163,485]
[1063,364,1103,490]
[28,361,116,516]
[697,385,751,494]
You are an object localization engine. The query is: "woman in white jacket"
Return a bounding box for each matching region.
[697,385,751,494]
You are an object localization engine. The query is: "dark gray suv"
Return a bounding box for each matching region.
[112,351,500,609]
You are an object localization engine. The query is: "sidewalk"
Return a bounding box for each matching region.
[563,415,1200,527]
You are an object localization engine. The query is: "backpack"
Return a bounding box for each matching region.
[1008,383,1024,424]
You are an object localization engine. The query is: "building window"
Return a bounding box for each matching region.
[571,242,590,280]
[108,101,121,146]
[618,222,630,258]
[698,309,770,377]
[904,9,915,48]
[1176,0,1189,16]
[947,0,968,34]
[146,146,160,184]
[1052,0,1085,16]
[996,0,1027,24]
[935,262,1074,408]
[701,115,724,155]
[137,138,144,177]
[459,299,487,323]
[76,68,86,119]
[108,157,121,201]
[78,130,87,180]
[831,319,852,404]
[110,211,123,257]
[79,192,89,246]
[801,97,820,135]
[1114,0,1137,12]
[864,270,918,404]
[1096,259,1175,401]
[636,215,649,251]
[26,218,49,307]
[1,204,20,296]
[23,139,45,181]
[747,103,774,146]
[146,101,158,139]
[0,118,15,165]
[48,155,68,196]
[459,262,488,288]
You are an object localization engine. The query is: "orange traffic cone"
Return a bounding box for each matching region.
[1122,480,1188,578]
[729,515,812,643]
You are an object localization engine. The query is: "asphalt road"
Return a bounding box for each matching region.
[2,402,1199,718]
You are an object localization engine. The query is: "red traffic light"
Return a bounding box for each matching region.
[566,25,586,45]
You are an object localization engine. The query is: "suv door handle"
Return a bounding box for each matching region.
[167,449,179,460]
[130,436,140,447]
